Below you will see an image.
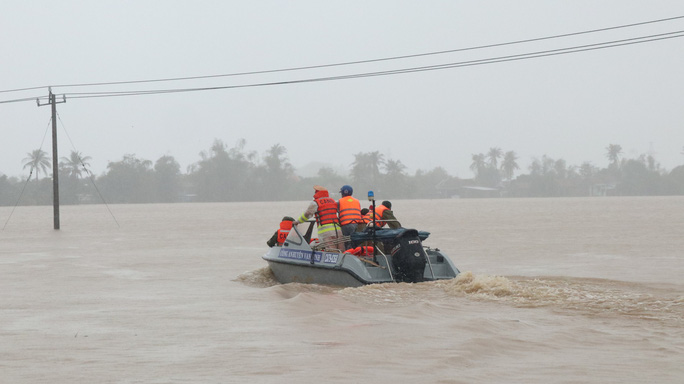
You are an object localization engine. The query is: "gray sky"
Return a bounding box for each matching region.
[2,1,684,179]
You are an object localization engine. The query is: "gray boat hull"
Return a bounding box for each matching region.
[262,224,460,286]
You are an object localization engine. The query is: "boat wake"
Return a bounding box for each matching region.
[442,272,684,324]
[234,267,280,288]
[237,268,683,325]
[339,271,684,325]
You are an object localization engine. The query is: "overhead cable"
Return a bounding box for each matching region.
[61,30,684,100]
[0,23,683,104]
[0,14,683,94]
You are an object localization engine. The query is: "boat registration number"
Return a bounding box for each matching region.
[278,249,339,264]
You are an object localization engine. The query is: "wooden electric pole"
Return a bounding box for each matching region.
[37,87,66,230]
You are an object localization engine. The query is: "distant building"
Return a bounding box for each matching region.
[457,185,502,198]
[435,178,463,198]
[591,183,616,197]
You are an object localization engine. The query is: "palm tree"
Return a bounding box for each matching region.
[470,153,486,177]
[351,151,385,186]
[487,147,503,169]
[384,159,407,177]
[383,158,408,197]
[22,149,51,181]
[500,151,519,181]
[60,150,92,178]
[606,144,622,169]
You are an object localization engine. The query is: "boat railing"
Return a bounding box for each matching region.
[284,220,316,247]
[287,222,398,280]
[374,247,394,281]
[287,221,351,253]
[423,246,436,280]
[311,235,350,252]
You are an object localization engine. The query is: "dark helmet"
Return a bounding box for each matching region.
[340,185,353,197]
[382,200,392,209]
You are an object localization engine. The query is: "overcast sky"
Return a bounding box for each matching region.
[2,1,684,180]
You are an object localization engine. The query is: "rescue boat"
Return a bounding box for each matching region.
[262,219,460,287]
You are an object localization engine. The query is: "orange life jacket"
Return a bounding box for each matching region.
[373,205,389,227]
[315,196,339,226]
[338,196,362,225]
[276,220,293,244]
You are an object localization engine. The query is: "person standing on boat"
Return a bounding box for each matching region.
[296,186,342,251]
[337,185,363,250]
[266,216,295,248]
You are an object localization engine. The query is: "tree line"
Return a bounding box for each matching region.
[2,139,684,206]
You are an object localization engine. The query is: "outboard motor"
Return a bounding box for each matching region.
[389,229,427,283]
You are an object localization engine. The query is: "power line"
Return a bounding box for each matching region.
[0,85,47,94]
[1,24,684,104]
[49,15,684,89]
[0,96,46,105]
[1,15,683,94]
[61,30,684,100]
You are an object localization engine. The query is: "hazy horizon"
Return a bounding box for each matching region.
[2,141,680,182]
[3,2,684,179]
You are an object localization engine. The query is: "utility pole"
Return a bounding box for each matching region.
[37,87,66,230]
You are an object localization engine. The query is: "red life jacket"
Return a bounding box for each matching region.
[315,196,339,226]
[345,246,375,257]
[277,220,293,244]
[338,196,362,225]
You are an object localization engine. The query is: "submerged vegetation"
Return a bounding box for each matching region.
[1,140,684,205]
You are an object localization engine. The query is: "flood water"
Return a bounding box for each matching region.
[1,197,683,383]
